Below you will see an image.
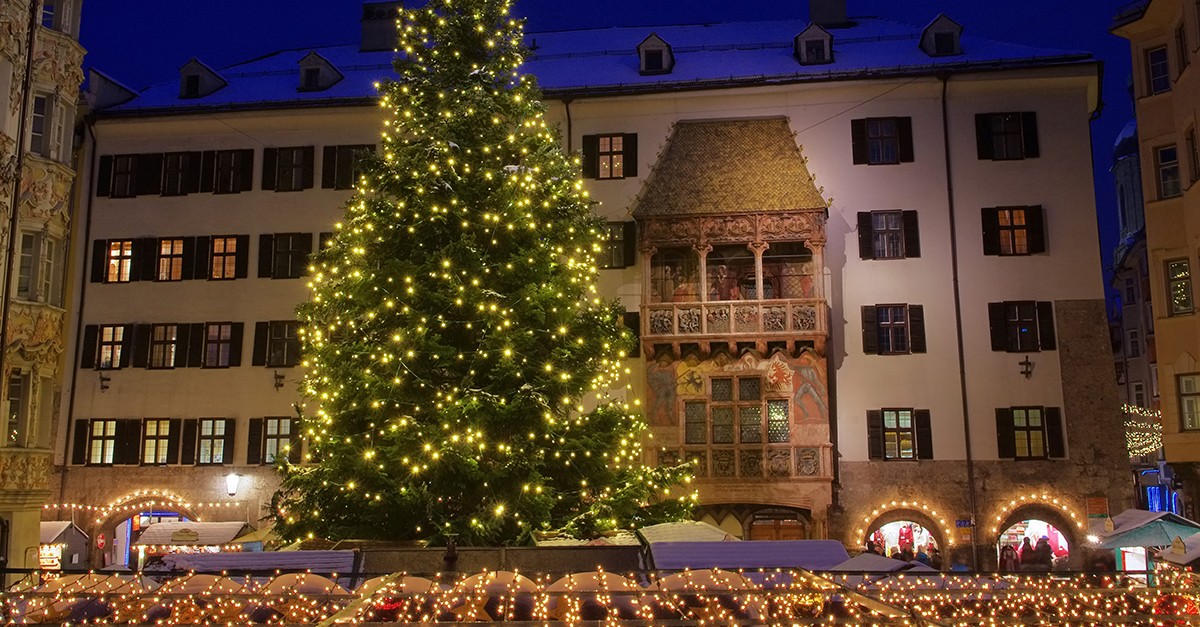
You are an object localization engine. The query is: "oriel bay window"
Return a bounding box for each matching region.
[649,246,700,303]
[683,376,790,446]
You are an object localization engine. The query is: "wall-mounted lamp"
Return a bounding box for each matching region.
[1019,356,1034,379]
[273,370,285,391]
[98,373,111,392]
[225,472,242,497]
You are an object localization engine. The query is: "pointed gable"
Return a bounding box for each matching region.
[178,58,227,99]
[920,14,963,57]
[298,51,344,92]
[794,22,833,65]
[637,33,674,75]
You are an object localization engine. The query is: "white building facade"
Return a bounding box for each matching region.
[57,1,1129,568]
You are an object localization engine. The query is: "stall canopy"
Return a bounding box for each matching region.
[134,522,252,547]
[1095,509,1200,549]
[649,540,850,571]
[1158,533,1200,568]
[41,521,85,545]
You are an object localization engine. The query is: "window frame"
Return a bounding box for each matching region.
[157,238,185,282]
[17,232,62,305]
[88,419,118,465]
[210,236,238,280]
[1012,406,1047,459]
[866,117,900,165]
[996,207,1030,256]
[1127,328,1141,358]
[1157,145,1182,199]
[272,233,307,279]
[1179,373,1200,431]
[682,376,790,448]
[263,416,293,463]
[1147,45,1172,95]
[213,149,244,194]
[876,304,910,355]
[275,146,309,192]
[871,211,904,259]
[97,325,125,370]
[161,152,190,196]
[148,324,178,370]
[1004,301,1040,353]
[5,371,28,447]
[105,239,134,283]
[267,321,301,368]
[881,408,917,461]
[204,322,234,368]
[1166,258,1194,316]
[110,155,137,198]
[1177,23,1190,73]
[1188,128,1200,184]
[599,222,635,269]
[596,134,625,180]
[987,113,1025,161]
[142,418,171,465]
[196,418,227,464]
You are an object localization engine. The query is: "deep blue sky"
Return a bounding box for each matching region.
[80,0,1133,290]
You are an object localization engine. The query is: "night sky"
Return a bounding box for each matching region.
[79,0,1134,290]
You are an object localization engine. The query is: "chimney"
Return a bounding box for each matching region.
[810,0,850,28]
[361,1,403,52]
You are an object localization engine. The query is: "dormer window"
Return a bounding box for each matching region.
[183,75,200,98]
[178,59,227,99]
[920,14,963,57]
[637,34,674,75]
[297,51,344,92]
[794,23,833,65]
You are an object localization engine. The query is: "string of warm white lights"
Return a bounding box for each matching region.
[1126,418,1164,458]
[1123,403,1161,419]
[43,490,241,524]
[853,499,955,549]
[988,493,1085,535]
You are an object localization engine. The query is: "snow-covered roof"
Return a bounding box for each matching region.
[40,521,83,544]
[98,16,1093,115]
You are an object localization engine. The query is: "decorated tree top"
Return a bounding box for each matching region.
[271,0,691,545]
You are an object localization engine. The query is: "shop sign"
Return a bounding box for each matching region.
[96,533,105,550]
[38,544,62,570]
[170,528,200,543]
[955,519,973,544]
[1086,497,1109,519]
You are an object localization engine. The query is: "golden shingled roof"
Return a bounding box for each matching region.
[631,117,827,217]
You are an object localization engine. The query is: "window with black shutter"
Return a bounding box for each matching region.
[600,222,637,269]
[263,146,315,192]
[987,301,1055,352]
[71,419,90,465]
[623,311,640,358]
[162,151,202,196]
[996,406,1064,460]
[322,144,375,190]
[581,134,637,179]
[862,304,926,355]
[851,117,914,165]
[209,149,254,193]
[258,233,313,279]
[981,206,1046,256]
[975,112,1039,160]
[857,210,920,260]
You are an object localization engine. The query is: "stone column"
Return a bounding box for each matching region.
[642,245,657,305]
[808,241,825,300]
[695,244,712,303]
[750,241,769,300]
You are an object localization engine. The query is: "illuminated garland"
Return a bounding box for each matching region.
[988,493,1085,535]
[1123,403,1161,418]
[43,490,241,524]
[854,499,955,548]
[1123,404,1163,458]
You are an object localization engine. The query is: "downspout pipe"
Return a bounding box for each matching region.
[561,97,574,154]
[939,71,981,569]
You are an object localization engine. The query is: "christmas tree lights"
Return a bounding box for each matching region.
[270,0,691,545]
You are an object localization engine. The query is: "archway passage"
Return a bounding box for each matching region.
[997,519,1070,571]
[862,508,949,559]
[869,520,938,560]
[696,505,812,540]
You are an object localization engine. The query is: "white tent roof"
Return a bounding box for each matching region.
[134,521,251,546]
[40,521,81,544]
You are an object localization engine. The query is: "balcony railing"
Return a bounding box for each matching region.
[662,444,830,480]
[644,298,826,338]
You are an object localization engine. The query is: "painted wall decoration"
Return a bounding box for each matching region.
[645,348,829,434]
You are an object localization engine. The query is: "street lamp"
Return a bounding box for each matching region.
[225,473,242,497]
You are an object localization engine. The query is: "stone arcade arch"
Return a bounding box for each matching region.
[85,492,202,568]
[993,504,1081,570]
[862,508,949,557]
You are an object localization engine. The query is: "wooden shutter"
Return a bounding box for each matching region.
[258,234,275,278]
[335,146,355,190]
[915,409,933,460]
[180,236,196,281]
[131,324,152,368]
[236,149,254,191]
[299,233,314,275]
[119,324,135,367]
[622,221,637,267]
[319,231,333,251]
[173,324,190,368]
[897,117,914,162]
[288,418,302,463]
[246,418,263,465]
[995,408,1016,459]
[136,153,163,196]
[115,419,142,465]
[71,419,90,465]
[199,151,216,193]
[851,119,868,164]
[623,311,641,358]
[1026,205,1047,253]
[80,325,99,368]
[1045,407,1065,458]
[261,147,278,190]
[901,210,920,258]
[581,135,599,178]
[861,306,879,354]
[229,323,245,367]
[866,410,883,460]
[180,419,198,465]
[166,418,182,464]
[623,134,638,177]
[235,234,250,278]
[222,418,237,464]
[252,321,269,366]
[1021,112,1039,158]
[135,237,158,282]
[184,151,203,193]
[975,114,994,160]
[987,303,1008,351]
[192,236,211,280]
[90,240,107,283]
[908,305,926,353]
[187,323,205,367]
[321,146,337,188]
[1036,301,1056,350]
[857,212,875,260]
[301,146,315,188]
[981,207,1001,256]
[96,155,113,197]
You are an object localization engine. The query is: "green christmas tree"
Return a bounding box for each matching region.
[271,0,693,545]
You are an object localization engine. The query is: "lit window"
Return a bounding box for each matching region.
[106,240,133,283]
[204,323,233,368]
[997,207,1029,255]
[264,417,293,462]
[197,418,226,464]
[157,238,184,281]
[1012,407,1046,459]
[143,419,171,464]
[597,135,624,179]
[149,324,177,369]
[883,409,915,460]
[89,419,117,464]
[1180,374,1200,430]
[210,236,238,280]
[97,325,124,370]
[1167,259,1193,316]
